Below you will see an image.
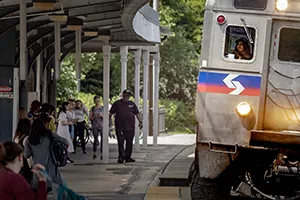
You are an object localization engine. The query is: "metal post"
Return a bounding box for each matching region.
[102,44,111,163]
[76,30,82,93]
[54,21,61,81]
[134,49,141,151]
[36,57,41,101]
[153,52,160,146]
[142,50,149,147]
[42,68,48,103]
[120,46,128,91]
[149,55,154,137]
[153,0,159,11]
[12,68,19,138]
[19,0,28,109]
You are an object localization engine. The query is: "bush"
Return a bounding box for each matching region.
[160,99,196,134]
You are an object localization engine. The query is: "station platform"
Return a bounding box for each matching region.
[48,134,195,200]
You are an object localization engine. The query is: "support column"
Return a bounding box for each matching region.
[54,21,61,81]
[149,55,154,137]
[42,68,48,103]
[102,44,111,163]
[153,52,160,147]
[13,68,19,137]
[134,49,141,151]
[19,0,28,109]
[76,30,82,93]
[142,50,149,147]
[36,51,42,101]
[120,46,128,92]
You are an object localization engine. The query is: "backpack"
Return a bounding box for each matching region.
[49,135,68,167]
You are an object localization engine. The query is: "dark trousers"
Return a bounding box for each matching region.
[92,127,103,153]
[74,121,86,152]
[116,128,135,159]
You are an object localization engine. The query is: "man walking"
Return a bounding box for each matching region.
[109,89,142,163]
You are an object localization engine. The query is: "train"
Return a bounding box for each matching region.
[190,0,300,199]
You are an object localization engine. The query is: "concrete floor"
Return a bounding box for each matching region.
[48,134,196,200]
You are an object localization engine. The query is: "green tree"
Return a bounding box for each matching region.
[160,33,199,104]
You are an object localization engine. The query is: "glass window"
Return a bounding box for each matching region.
[278,28,300,63]
[234,0,267,11]
[224,26,256,61]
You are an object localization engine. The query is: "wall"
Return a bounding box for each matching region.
[0,27,16,141]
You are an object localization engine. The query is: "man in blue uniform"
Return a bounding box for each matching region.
[109,89,142,163]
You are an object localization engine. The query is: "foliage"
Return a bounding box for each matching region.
[160,0,206,53]
[57,56,78,105]
[160,33,199,105]
[160,99,196,133]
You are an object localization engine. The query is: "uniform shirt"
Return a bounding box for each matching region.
[110,99,139,131]
[0,167,47,200]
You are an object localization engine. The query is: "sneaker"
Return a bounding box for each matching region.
[117,158,124,164]
[83,151,87,154]
[125,158,135,163]
[67,158,74,163]
[93,154,97,159]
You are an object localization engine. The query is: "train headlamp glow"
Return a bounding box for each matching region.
[276,0,288,11]
[236,102,252,117]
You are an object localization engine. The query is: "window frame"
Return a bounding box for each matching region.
[233,0,267,11]
[222,24,258,64]
[276,26,300,66]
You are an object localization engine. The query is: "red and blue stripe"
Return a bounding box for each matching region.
[197,71,261,96]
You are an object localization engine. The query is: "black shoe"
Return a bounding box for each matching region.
[117,158,124,164]
[100,156,103,160]
[72,151,76,154]
[93,154,97,159]
[83,151,87,154]
[125,158,135,163]
[67,158,74,163]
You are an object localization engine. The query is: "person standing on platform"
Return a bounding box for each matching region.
[89,95,104,160]
[109,89,142,164]
[74,100,89,154]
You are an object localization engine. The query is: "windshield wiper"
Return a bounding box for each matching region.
[240,17,253,44]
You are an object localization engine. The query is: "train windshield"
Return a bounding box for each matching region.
[278,27,300,63]
[234,0,267,10]
[224,26,256,61]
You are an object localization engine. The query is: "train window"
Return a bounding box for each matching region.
[278,28,300,63]
[223,26,255,61]
[234,0,267,11]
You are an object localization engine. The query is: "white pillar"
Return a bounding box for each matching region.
[54,21,61,81]
[120,46,128,91]
[102,44,111,163]
[76,30,82,93]
[12,68,19,138]
[142,50,149,147]
[20,0,27,81]
[42,68,48,103]
[134,49,141,151]
[36,56,41,100]
[153,52,160,146]
[153,0,159,11]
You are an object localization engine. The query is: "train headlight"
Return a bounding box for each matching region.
[276,0,288,11]
[236,102,252,117]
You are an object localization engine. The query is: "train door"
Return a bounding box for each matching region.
[264,20,300,131]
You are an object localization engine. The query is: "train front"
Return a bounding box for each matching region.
[192,0,300,199]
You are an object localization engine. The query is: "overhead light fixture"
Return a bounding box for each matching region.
[67,18,83,31]
[84,31,98,37]
[49,14,68,22]
[99,35,110,41]
[33,0,57,10]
